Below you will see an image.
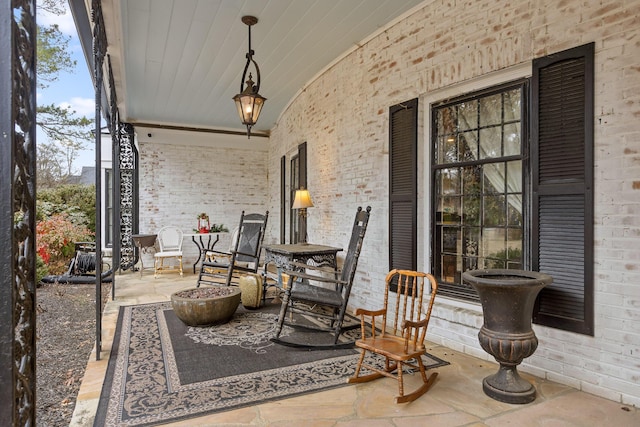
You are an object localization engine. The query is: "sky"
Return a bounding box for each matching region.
[38,4,96,173]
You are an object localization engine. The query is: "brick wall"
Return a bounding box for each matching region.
[266,0,640,406]
[137,128,269,267]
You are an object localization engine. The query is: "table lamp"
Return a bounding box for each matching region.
[292,188,314,244]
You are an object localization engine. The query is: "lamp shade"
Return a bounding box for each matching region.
[292,189,314,209]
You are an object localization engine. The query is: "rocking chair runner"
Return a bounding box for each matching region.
[272,206,371,348]
[348,269,439,403]
[197,211,268,287]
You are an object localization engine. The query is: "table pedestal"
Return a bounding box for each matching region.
[131,234,157,277]
[187,233,223,273]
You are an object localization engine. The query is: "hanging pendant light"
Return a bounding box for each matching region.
[233,16,266,138]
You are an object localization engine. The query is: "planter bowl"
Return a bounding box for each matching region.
[462,269,552,404]
[171,286,241,326]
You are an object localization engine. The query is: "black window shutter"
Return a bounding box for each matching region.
[389,99,418,275]
[531,43,594,335]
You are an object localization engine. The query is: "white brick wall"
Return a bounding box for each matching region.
[136,128,268,268]
[265,0,640,407]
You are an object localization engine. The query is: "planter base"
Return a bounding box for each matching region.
[483,365,536,404]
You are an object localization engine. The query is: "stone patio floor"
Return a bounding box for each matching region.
[70,269,639,426]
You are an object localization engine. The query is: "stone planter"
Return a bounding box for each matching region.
[171,286,241,326]
[462,269,553,404]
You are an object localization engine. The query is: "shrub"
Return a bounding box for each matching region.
[36,213,94,274]
[36,254,49,284]
[37,184,96,232]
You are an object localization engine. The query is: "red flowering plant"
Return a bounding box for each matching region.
[36,213,94,274]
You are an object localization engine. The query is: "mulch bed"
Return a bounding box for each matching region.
[36,282,111,426]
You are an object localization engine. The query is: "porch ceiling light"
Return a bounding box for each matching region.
[233,15,266,138]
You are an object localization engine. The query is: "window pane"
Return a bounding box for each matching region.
[504,89,521,121]
[441,168,460,194]
[504,122,521,156]
[507,195,523,226]
[441,196,461,223]
[441,254,460,283]
[483,195,506,226]
[463,165,482,195]
[437,106,457,135]
[458,101,477,130]
[442,135,457,163]
[507,161,522,193]
[482,227,506,267]
[479,93,502,127]
[480,126,502,159]
[463,196,481,225]
[459,131,478,161]
[463,227,480,270]
[483,163,505,194]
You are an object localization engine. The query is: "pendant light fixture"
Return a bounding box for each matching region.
[233,15,266,138]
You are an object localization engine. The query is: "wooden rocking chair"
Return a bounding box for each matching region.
[348,269,439,403]
[272,206,371,349]
[197,211,268,287]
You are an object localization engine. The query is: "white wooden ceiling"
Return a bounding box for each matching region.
[101,0,427,135]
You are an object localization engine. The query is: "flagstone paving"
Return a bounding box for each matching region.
[71,270,639,426]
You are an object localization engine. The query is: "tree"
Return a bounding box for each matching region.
[36,0,93,186]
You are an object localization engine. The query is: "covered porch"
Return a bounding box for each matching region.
[67,0,640,421]
[69,270,638,426]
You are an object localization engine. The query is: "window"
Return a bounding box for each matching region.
[432,82,526,301]
[430,43,594,335]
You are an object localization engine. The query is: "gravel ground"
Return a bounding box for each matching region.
[36,282,111,427]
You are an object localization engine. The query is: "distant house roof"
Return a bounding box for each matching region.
[67,166,95,186]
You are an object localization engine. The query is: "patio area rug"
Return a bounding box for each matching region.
[94,301,448,426]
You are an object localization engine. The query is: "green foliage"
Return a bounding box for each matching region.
[36,213,94,275]
[36,254,50,284]
[37,184,96,232]
[36,24,76,89]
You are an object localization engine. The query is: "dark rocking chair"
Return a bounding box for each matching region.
[272,206,371,349]
[197,211,268,287]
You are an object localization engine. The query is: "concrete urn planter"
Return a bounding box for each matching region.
[462,269,553,404]
[171,286,241,326]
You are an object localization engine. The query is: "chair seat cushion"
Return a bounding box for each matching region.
[291,281,343,307]
[155,251,182,258]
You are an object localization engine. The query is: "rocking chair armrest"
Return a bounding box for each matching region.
[281,269,347,286]
[402,318,429,331]
[354,307,386,317]
[354,308,385,339]
[204,249,232,257]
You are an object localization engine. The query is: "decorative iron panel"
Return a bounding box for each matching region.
[118,124,137,271]
[0,0,37,424]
